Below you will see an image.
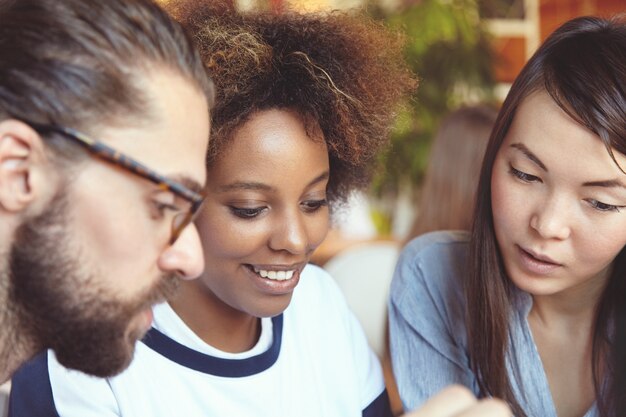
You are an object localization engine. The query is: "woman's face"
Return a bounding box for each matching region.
[194,108,330,318]
[491,90,626,301]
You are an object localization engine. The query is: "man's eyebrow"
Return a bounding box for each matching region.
[170,175,204,194]
[510,143,547,172]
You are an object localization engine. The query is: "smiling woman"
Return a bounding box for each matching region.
[182,108,331,327]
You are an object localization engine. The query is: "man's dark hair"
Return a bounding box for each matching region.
[0,0,214,161]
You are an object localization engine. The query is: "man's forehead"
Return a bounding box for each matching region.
[94,123,207,181]
[92,72,209,189]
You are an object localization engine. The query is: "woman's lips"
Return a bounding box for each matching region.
[516,245,562,275]
[244,264,303,295]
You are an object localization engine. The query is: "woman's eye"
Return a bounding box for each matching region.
[302,199,328,212]
[229,206,267,219]
[587,199,624,213]
[509,165,540,183]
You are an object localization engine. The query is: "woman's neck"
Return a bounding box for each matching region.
[168,280,261,353]
[527,274,604,417]
[529,268,609,330]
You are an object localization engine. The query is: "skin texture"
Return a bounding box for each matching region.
[1,69,210,378]
[491,90,626,417]
[66,70,209,296]
[492,90,626,305]
[169,108,330,353]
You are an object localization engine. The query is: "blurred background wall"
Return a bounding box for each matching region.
[158,0,624,247]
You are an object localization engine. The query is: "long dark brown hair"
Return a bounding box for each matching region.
[406,104,497,241]
[466,15,626,417]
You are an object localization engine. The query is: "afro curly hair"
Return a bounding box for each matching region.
[167,0,417,206]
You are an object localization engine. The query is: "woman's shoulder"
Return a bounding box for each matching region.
[403,230,470,258]
[391,230,469,306]
[399,230,470,278]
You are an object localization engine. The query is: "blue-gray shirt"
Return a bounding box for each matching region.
[389,230,598,417]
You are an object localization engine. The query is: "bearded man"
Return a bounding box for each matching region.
[0,0,214,381]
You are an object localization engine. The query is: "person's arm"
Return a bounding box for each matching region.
[402,385,510,417]
[388,234,477,411]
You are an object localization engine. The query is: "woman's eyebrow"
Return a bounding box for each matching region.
[218,181,274,193]
[510,143,547,172]
[218,171,330,193]
[582,179,626,189]
[306,171,330,188]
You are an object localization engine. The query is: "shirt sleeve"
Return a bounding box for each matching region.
[344,307,392,417]
[388,232,477,412]
[10,350,120,417]
[310,265,392,417]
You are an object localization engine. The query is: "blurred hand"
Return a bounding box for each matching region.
[402,385,510,417]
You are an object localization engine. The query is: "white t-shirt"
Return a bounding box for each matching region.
[9,265,390,417]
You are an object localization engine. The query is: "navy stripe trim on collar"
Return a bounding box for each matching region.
[362,389,393,417]
[141,314,283,377]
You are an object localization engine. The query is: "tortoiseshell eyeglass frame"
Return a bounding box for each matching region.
[23,119,205,245]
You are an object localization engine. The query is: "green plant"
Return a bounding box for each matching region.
[369,0,497,198]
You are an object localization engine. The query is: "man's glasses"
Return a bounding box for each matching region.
[24,120,205,245]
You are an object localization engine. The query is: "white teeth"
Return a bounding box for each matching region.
[253,268,296,281]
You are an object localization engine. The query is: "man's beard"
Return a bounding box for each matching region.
[8,191,180,377]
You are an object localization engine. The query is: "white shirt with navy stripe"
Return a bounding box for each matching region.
[10,264,391,417]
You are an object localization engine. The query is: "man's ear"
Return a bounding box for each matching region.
[0,119,51,213]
